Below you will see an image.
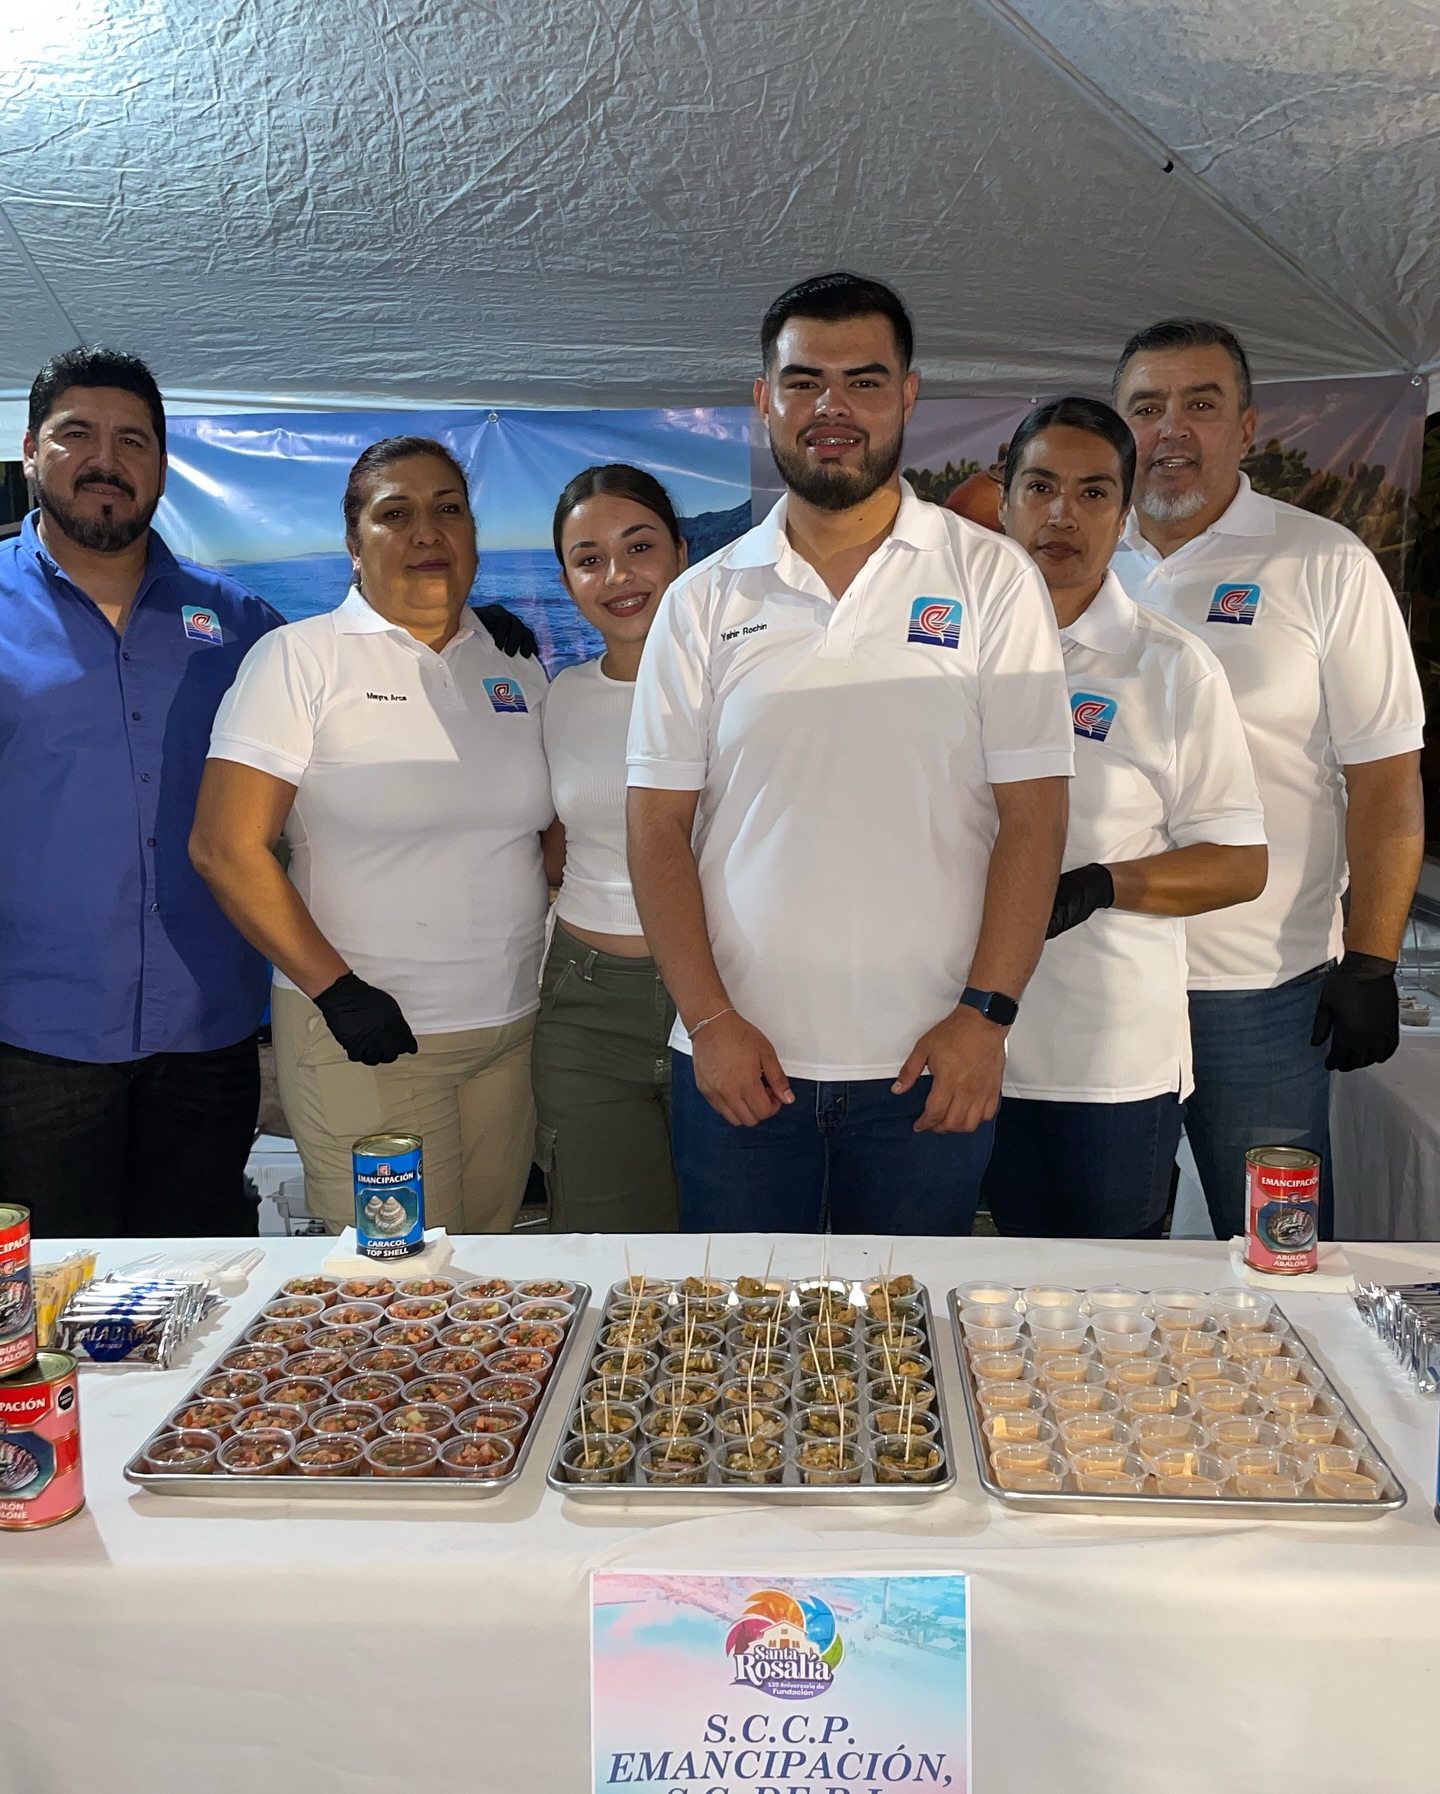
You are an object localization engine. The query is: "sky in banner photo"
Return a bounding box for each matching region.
[155,405,753,673]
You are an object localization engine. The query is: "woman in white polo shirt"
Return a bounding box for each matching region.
[190,436,552,1235]
[983,398,1268,1237]
[532,465,687,1231]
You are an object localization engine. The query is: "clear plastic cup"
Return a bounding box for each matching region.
[1177,1358,1250,1394]
[795,1403,857,1442]
[714,1404,785,1443]
[960,1323,1023,1352]
[1254,1355,1306,1386]
[501,1319,567,1357]
[448,1296,513,1325]
[417,1346,489,1381]
[386,1296,451,1324]
[1029,1323,1090,1353]
[243,1317,314,1351]
[589,1348,659,1384]
[281,1275,339,1300]
[1033,1342,1097,1372]
[636,1438,712,1485]
[1023,1285,1082,1312]
[1121,1385,1195,1420]
[1165,1327,1223,1363]
[167,1397,242,1438]
[1086,1286,1147,1313]
[1068,1438,1139,1477]
[580,1374,649,1409]
[323,1300,387,1330]
[395,1275,459,1300]
[235,1402,307,1436]
[797,1344,858,1378]
[1303,1445,1362,1476]
[1148,1289,1209,1316]
[1038,1359,1107,1393]
[717,1440,786,1484]
[142,1428,222,1474]
[1285,1413,1340,1452]
[976,1379,1047,1416]
[864,1347,931,1382]
[333,1276,397,1303]
[1227,1449,1308,1497]
[652,1375,724,1412]
[1208,1418,1289,1458]
[1311,1469,1382,1501]
[559,1433,634,1484]
[866,1374,936,1413]
[380,1401,455,1442]
[455,1401,529,1443]
[1095,1340,1166,1371]
[1131,1416,1209,1461]
[1070,1450,1148,1494]
[568,1399,642,1440]
[961,1302,1024,1333]
[991,1440,1059,1478]
[795,1440,865,1485]
[365,1434,440,1479]
[373,1320,441,1353]
[1263,1381,1317,1418]
[309,1325,376,1357]
[1091,1312,1154,1350]
[261,1294,328,1323]
[660,1346,730,1382]
[438,1434,516,1480]
[308,1402,384,1443]
[1193,1383,1267,1420]
[1233,1331,1287,1363]
[870,1435,946,1483]
[1218,1304,1275,1336]
[1106,1358,1176,1393]
[599,1317,663,1349]
[217,1427,295,1475]
[510,1298,576,1327]
[718,1374,787,1410]
[220,1342,289,1378]
[261,1375,334,1417]
[485,1346,555,1384]
[348,1344,419,1379]
[472,1373,545,1415]
[1058,1414,1134,1452]
[970,1349,1031,1382]
[982,1412,1058,1449]
[956,1283,1019,1310]
[991,1450,1066,1493]
[868,1406,941,1442]
[331,1372,405,1413]
[1047,1377,1126,1420]
[1209,1287,1271,1317]
[403,1374,473,1415]
[291,1435,365,1477]
[1150,1451,1227,1497]
[639,1404,715,1444]
[664,1321,728,1355]
[795,1372,862,1409]
[196,1369,268,1409]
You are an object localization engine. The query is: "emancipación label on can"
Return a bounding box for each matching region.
[1244,1146,1321,1275]
[0,1350,83,1530]
[353,1134,425,1260]
[0,1205,37,1376]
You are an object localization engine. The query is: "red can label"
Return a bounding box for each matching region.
[1245,1150,1321,1275]
[0,1353,83,1529]
[0,1206,37,1376]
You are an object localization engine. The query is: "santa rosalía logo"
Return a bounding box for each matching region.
[906,597,963,649]
[483,677,528,713]
[725,1588,843,1700]
[1071,691,1117,742]
[1206,582,1260,625]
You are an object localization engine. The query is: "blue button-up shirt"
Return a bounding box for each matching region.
[0,514,282,1062]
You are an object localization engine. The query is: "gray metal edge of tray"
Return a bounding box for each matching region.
[946,1289,1408,1522]
[544,1283,958,1502]
[121,1281,594,1501]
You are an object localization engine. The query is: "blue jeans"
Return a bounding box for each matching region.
[671,1052,993,1235]
[983,1094,1183,1238]
[1185,966,1333,1241]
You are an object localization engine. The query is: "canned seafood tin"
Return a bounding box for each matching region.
[0,1205,37,1376]
[353,1134,425,1260]
[1244,1146,1321,1275]
[0,1351,83,1529]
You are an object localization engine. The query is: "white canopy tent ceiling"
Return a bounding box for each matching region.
[2,0,1437,408]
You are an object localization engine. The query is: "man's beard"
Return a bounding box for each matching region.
[37,474,158,552]
[1137,484,1210,524]
[769,424,904,512]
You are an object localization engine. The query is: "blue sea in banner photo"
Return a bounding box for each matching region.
[224,548,604,671]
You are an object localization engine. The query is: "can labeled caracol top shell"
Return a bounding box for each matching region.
[0,1350,83,1529]
[1244,1146,1321,1275]
[353,1134,425,1260]
[0,1205,37,1376]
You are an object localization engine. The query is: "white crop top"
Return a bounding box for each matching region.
[542,657,643,935]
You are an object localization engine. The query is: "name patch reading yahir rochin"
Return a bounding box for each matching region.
[719,622,769,644]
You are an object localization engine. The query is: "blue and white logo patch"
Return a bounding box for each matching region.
[906,597,963,648]
[483,677,528,713]
[1071,691,1117,743]
[1206,582,1260,626]
[181,604,224,645]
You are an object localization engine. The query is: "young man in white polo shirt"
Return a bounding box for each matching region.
[626,273,1074,1234]
[1110,320,1426,1238]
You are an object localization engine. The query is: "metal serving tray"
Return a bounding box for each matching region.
[949,1287,1407,1521]
[123,1278,592,1501]
[547,1277,956,1503]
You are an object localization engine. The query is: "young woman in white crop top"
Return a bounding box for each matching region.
[534,465,689,1230]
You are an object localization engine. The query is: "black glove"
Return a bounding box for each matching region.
[314,972,419,1066]
[1310,952,1399,1072]
[1046,862,1115,940]
[473,602,538,659]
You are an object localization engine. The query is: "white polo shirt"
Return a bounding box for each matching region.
[209,587,552,1034]
[627,484,1074,1081]
[1003,574,1267,1103]
[1112,476,1424,990]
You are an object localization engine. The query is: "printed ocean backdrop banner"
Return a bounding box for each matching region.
[154,406,753,672]
[591,1572,970,1794]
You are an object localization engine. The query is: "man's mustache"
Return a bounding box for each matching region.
[76,472,137,499]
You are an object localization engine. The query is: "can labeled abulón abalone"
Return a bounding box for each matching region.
[0,1350,83,1529]
[353,1133,425,1259]
[1244,1146,1321,1275]
[0,1205,37,1376]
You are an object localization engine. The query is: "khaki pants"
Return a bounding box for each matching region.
[271,985,536,1235]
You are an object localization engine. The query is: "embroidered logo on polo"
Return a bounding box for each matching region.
[1206,582,1260,626]
[181,605,224,645]
[906,597,963,648]
[483,677,528,713]
[1071,692,1117,743]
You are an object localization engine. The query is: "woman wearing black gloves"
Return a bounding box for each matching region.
[981,399,1268,1237]
[190,436,551,1234]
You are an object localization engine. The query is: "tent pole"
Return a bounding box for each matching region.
[0,198,85,354]
[965,0,1413,376]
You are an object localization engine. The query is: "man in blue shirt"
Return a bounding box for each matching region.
[0,348,283,1237]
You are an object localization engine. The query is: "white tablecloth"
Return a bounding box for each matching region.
[5,1234,1439,1794]
[1332,1027,1440,1238]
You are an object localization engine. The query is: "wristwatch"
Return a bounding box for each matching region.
[959,986,1019,1027]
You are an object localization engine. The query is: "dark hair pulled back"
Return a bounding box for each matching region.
[342,436,471,543]
[1002,396,1138,511]
[552,464,682,565]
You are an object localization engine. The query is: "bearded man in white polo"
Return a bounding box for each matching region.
[626,273,1074,1233]
[1110,319,1425,1239]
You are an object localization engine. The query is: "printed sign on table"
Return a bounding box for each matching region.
[592,1572,970,1794]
